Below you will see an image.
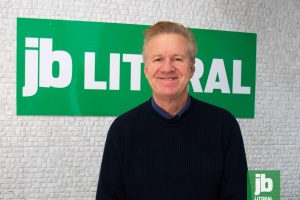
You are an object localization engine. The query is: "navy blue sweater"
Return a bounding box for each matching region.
[96,97,247,200]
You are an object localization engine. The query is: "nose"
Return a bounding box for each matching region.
[161,58,175,73]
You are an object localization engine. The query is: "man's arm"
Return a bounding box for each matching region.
[96,122,125,200]
[219,115,248,200]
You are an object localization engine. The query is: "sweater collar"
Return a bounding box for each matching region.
[151,96,191,120]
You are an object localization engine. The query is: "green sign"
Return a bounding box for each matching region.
[17,18,256,117]
[247,170,280,200]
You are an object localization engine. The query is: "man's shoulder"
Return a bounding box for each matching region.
[190,96,237,122]
[106,100,150,139]
[190,97,242,140]
[120,100,150,119]
[111,99,150,127]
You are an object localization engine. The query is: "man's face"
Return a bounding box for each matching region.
[144,33,194,100]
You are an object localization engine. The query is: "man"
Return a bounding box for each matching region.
[96,21,248,200]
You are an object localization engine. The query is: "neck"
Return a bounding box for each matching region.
[153,93,189,116]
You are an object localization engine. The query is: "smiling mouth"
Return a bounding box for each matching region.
[158,77,178,80]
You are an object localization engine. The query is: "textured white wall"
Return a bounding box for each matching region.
[0,0,299,199]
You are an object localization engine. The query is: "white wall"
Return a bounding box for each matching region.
[0,0,299,199]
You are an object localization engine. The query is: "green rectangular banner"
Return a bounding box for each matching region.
[17,18,256,117]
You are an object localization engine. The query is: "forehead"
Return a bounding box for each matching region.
[146,33,189,56]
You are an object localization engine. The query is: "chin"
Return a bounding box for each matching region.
[157,92,182,100]
[153,86,187,99]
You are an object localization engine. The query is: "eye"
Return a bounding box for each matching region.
[174,57,183,62]
[153,58,162,62]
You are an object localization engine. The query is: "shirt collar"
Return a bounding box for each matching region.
[151,96,191,119]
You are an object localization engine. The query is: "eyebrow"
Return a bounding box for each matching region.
[151,54,186,58]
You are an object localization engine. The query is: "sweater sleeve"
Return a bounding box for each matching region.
[219,114,248,200]
[96,120,126,200]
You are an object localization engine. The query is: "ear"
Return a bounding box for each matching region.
[189,61,195,78]
[144,64,149,79]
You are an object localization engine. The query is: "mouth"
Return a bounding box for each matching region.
[158,77,178,80]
